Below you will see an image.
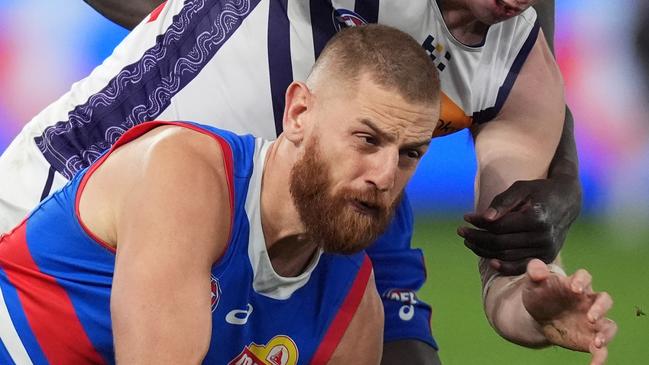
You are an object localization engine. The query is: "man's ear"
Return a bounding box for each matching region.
[282,81,312,145]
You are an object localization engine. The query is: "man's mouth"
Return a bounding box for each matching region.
[495,0,522,17]
[351,199,381,216]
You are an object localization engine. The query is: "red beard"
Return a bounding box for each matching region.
[289,139,400,254]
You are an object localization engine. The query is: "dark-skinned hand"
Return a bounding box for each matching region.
[458,175,581,275]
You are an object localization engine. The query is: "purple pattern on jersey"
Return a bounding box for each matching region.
[34,0,260,179]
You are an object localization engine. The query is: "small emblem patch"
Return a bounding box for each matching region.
[228,335,299,365]
[332,8,368,31]
[383,288,419,321]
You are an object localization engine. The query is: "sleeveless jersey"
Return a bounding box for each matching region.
[27,0,538,180]
[0,0,540,349]
[0,121,372,365]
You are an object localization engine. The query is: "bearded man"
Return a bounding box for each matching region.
[0,24,435,365]
[0,24,615,365]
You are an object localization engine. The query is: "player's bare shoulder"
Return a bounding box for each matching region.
[79,123,232,252]
[138,124,227,174]
[327,270,384,365]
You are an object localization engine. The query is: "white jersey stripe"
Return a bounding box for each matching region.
[334,0,356,11]
[288,0,316,82]
[0,287,34,365]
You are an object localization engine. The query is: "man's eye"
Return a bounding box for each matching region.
[404,150,422,159]
[358,134,378,146]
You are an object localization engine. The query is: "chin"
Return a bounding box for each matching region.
[476,0,520,25]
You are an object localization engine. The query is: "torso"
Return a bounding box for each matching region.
[0,122,373,365]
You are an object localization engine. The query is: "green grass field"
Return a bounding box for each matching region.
[412,218,649,364]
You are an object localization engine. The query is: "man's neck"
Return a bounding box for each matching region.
[260,137,319,277]
[439,0,490,46]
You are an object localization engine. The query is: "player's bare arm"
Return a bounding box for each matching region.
[79,125,231,363]
[466,26,564,279]
[462,0,582,275]
[464,29,617,362]
[327,272,384,365]
[481,258,617,365]
[84,0,163,29]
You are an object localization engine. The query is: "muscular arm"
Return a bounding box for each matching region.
[472,29,565,342]
[83,126,230,363]
[83,0,163,29]
[466,31,616,360]
[462,2,582,274]
[328,272,384,365]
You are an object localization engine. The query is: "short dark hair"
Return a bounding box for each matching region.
[309,24,440,107]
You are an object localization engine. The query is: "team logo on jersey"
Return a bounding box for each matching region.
[383,289,419,321]
[332,9,368,31]
[211,275,221,312]
[228,335,299,365]
[422,35,452,72]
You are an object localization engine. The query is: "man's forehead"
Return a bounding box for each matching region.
[316,73,439,137]
[355,116,435,144]
[355,96,437,135]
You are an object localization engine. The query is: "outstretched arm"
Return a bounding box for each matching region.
[83,0,163,29]
[461,2,582,275]
[466,27,616,363]
[482,259,616,364]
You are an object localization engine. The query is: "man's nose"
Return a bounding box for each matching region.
[365,149,398,192]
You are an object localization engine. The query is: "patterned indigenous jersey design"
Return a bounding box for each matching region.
[0,122,372,365]
[0,0,540,350]
[28,0,538,180]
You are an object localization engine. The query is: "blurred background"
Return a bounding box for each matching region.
[0,0,647,363]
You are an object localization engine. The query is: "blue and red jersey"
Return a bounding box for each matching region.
[0,121,373,365]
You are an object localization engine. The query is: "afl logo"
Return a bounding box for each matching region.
[383,289,419,322]
[211,275,221,312]
[332,9,368,31]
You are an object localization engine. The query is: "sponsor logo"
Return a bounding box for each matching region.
[383,289,419,321]
[228,335,299,365]
[332,8,368,31]
[226,303,254,325]
[211,275,221,312]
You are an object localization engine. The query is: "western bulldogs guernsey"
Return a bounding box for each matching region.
[0,121,373,365]
[0,0,540,349]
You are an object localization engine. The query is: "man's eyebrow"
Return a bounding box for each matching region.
[359,118,396,143]
[359,118,432,149]
[401,138,432,150]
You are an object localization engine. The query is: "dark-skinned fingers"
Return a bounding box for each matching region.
[463,240,549,261]
[588,292,614,324]
[463,239,551,261]
[458,226,552,252]
[464,208,548,234]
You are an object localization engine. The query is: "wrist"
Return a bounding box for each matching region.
[484,275,551,348]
